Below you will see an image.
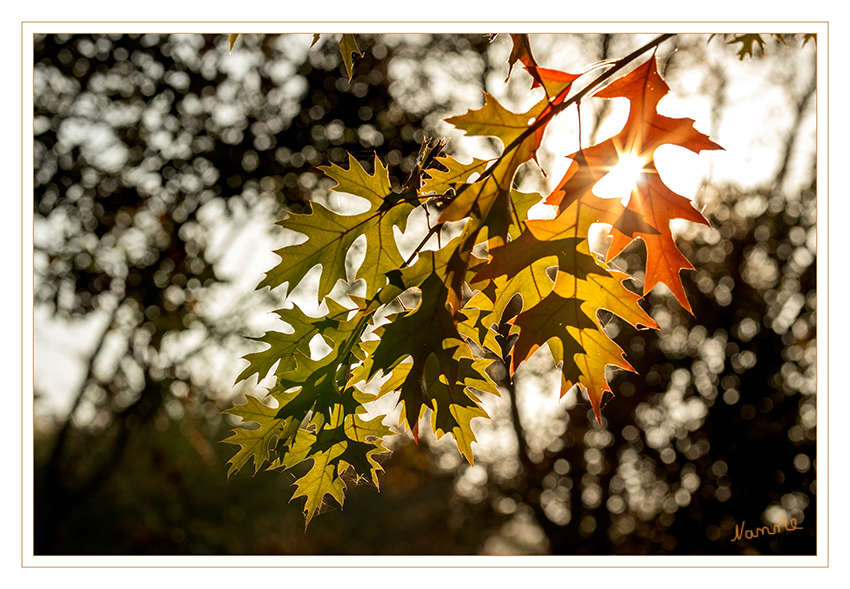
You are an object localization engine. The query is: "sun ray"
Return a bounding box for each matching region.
[592,151,647,204]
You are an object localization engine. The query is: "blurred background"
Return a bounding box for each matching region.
[32,32,817,555]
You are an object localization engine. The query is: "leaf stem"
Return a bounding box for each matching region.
[568,33,676,107]
[403,221,444,267]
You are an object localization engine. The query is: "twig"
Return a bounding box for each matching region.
[403,221,444,267]
[454,33,677,199]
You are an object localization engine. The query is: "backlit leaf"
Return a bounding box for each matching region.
[339,34,362,80]
[258,154,414,302]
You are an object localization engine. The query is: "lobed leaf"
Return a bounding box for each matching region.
[258,154,414,302]
[536,57,721,312]
[366,245,485,442]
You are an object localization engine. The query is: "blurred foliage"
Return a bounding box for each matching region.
[34,421,503,554]
[33,31,496,554]
[33,32,816,556]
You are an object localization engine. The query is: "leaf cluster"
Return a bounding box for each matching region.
[712,33,816,60]
[224,34,723,524]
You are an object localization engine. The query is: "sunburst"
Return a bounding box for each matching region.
[592,151,647,204]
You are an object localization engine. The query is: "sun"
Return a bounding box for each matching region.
[592,152,646,204]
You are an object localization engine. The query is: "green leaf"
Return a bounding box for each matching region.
[364,242,497,456]
[236,297,356,386]
[221,391,306,477]
[227,292,381,470]
[258,154,414,302]
[283,407,393,525]
[269,298,380,422]
[420,154,491,197]
[227,287,395,522]
[290,440,347,526]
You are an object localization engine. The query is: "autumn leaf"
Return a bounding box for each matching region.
[594,57,721,311]
[363,242,497,457]
[437,68,578,313]
[522,257,656,425]
[506,34,538,83]
[476,223,657,424]
[505,33,582,103]
[535,56,721,312]
[339,34,362,80]
[468,230,563,343]
[605,161,709,313]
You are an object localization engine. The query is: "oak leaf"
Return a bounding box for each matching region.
[258,154,414,301]
[363,241,498,460]
[536,57,722,313]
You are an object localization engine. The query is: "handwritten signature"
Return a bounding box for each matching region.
[732,518,802,541]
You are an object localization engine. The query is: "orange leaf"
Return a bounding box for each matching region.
[539,56,722,311]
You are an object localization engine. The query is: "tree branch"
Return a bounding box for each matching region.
[403,220,444,267]
[773,53,817,191]
[454,33,676,198]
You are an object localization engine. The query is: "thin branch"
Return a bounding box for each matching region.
[505,376,532,467]
[588,34,614,146]
[773,55,817,191]
[403,221,444,267]
[454,34,677,199]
